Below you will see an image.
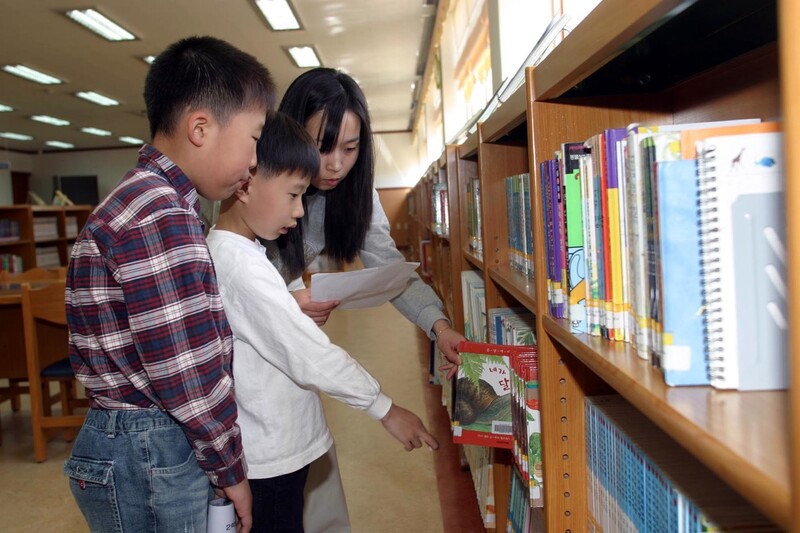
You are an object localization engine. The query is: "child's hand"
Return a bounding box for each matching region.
[291,288,339,326]
[380,404,439,451]
[221,479,253,533]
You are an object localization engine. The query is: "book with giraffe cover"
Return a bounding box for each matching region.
[696,131,788,390]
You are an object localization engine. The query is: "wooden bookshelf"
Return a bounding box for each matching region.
[0,204,91,272]
[416,0,794,530]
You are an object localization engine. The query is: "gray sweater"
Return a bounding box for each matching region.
[268,188,448,339]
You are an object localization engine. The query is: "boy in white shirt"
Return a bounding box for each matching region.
[207,111,439,532]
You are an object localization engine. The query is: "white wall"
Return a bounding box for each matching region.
[0,150,35,173]
[374,132,422,188]
[0,134,419,204]
[30,147,139,202]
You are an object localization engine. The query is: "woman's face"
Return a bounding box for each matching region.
[305,110,361,191]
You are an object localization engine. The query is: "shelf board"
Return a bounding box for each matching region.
[462,248,484,270]
[542,315,790,529]
[480,85,528,144]
[0,239,28,246]
[487,263,536,313]
[531,0,776,100]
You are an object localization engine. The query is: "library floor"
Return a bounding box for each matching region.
[0,303,485,532]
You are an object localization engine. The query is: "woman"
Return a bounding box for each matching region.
[269,68,464,532]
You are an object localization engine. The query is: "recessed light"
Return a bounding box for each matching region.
[2,64,62,85]
[81,127,112,137]
[286,46,321,68]
[45,140,75,149]
[76,91,120,106]
[142,55,157,65]
[65,8,136,41]
[254,0,301,31]
[31,115,71,126]
[0,132,34,141]
[0,104,13,112]
[119,136,144,145]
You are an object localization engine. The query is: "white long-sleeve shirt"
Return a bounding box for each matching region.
[207,228,392,479]
[269,189,448,339]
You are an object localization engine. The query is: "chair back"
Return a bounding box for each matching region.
[20,281,68,385]
[0,267,66,283]
[20,280,83,462]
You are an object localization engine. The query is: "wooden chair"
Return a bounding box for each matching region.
[1,267,67,413]
[20,281,85,462]
[0,266,66,283]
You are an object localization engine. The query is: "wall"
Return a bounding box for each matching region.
[374,132,422,188]
[1,132,421,205]
[30,147,139,203]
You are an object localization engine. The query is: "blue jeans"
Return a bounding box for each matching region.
[64,408,214,533]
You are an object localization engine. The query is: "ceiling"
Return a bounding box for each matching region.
[0,0,436,154]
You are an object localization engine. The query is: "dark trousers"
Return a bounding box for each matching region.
[250,464,311,532]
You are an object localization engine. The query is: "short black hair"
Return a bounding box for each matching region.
[256,111,320,181]
[144,36,275,139]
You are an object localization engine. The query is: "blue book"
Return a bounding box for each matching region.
[696,132,788,390]
[655,159,709,386]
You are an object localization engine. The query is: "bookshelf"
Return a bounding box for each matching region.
[0,205,91,272]
[415,0,794,530]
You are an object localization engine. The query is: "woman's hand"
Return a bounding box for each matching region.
[291,288,340,326]
[433,320,465,380]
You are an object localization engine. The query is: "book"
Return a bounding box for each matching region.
[654,159,708,386]
[453,341,536,449]
[696,131,788,390]
[561,142,588,334]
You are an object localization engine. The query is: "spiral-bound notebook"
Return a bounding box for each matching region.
[696,131,788,390]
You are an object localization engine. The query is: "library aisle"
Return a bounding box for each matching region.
[0,302,482,532]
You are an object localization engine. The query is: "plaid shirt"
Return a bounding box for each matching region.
[66,145,244,487]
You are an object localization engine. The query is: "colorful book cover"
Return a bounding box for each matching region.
[453,341,535,449]
[604,127,627,342]
[561,142,588,334]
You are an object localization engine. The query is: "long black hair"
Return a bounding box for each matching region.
[277,68,374,271]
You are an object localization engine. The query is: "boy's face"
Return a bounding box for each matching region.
[243,170,309,241]
[196,107,266,201]
[305,110,361,191]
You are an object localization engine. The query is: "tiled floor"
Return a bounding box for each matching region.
[0,302,483,532]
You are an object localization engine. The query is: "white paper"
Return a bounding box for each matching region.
[310,262,420,310]
[207,498,236,533]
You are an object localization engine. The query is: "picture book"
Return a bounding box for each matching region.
[453,341,536,449]
[561,141,588,334]
[696,131,788,390]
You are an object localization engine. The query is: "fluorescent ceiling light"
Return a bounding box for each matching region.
[0,104,12,112]
[46,140,75,149]
[81,127,112,136]
[31,115,70,126]
[76,91,120,106]
[0,132,34,141]
[119,136,144,145]
[286,46,321,68]
[2,64,62,85]
[143,55,156,65]
[255,0,301,30]
[66,8,136,41]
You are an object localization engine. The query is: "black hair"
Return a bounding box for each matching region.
[256,111,320,181]
[277,67,374,267]
[144,36,276,139]
[255,111,320,280]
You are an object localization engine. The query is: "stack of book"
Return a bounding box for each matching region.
[539,121,787,390]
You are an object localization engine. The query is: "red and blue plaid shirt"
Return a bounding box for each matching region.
[66,145,244,487]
